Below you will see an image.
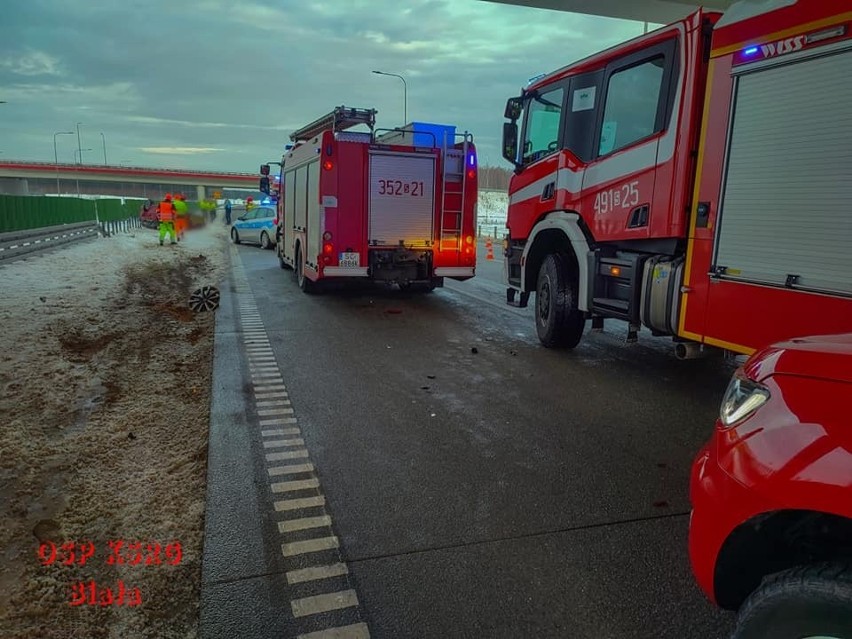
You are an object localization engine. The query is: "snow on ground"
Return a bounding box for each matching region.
[0,221,229,638]
[476,191,508,238]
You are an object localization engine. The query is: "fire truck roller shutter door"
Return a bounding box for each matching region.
[713,44,852,295]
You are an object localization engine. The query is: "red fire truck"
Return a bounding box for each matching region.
[501,1,852,357]
[261,106,478,292]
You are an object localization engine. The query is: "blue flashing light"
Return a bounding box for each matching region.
[743,46,759,56]
[468,154,476,167]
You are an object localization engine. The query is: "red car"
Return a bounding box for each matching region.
[689,333,852,637]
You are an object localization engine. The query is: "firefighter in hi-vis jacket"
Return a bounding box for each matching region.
[158,194,177,246]
[173,193,189,241]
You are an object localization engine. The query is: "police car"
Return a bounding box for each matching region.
[230,204,277,249]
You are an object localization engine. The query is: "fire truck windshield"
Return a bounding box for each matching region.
[522,86,564,165]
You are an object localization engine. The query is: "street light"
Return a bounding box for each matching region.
[53,131,75,195]
[73,148,92,197]
[372,70,408,126]
[76,122,83,164]
[100,132,107,165]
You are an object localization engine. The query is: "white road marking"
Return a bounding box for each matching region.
[271,478,320,493]
[287,563,349,584]
[275,495,325,511]
[250,365,280,371]
[296,622,370,639]
[253,386,288,394]
[282,536,339,559]
[252,376,284,383]
[259,417,298,426]
[266,449,309,462]
[267,462,313,475]
[261,428,301,437]
[256,400,291,408]
[255,391,289,400]
[258,407,294,416]
[263,437,305,449]
[291,589,357,617]
[278,515,331,534]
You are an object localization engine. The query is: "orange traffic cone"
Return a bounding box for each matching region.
[485,237,494,260]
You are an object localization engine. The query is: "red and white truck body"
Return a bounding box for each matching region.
[263,107,478,292]
[501,0,852,356]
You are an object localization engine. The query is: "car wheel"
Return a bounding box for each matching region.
[230,228,240,245]
[295,245,314,293]
[260,231,272,250]
[733,563,852,639]
[535,253,585,348]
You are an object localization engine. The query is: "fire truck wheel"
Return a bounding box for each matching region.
[295,245,315,293]
[535,253,584,349]
[230,228,240,245]
[732,563,852,639]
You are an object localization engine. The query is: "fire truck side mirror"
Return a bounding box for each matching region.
[504,97,523,120]
[259,176,270,194]
[502,122,519,166]
[260,164,271,176]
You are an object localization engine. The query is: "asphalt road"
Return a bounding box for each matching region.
[203,239,737,638]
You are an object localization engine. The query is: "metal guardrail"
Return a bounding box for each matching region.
[0,221,99,262]
[0,216,142,262]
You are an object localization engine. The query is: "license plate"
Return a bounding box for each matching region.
[339,252,360,268]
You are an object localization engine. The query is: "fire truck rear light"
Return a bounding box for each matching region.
[465,236,474,245]
[323,242,334,255]
[468,170,476,179]
[743,46,759,56]
[465,247,473,254]
[609,266,622,277]
[322,160,334,171]
[323,231,332,241]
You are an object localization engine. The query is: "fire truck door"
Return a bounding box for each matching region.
[580,38,679,240]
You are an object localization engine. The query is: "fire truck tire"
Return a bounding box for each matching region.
[295,245,315,294]
[535,253,584,349]
[732,562,852,639]
[230,228,240,245]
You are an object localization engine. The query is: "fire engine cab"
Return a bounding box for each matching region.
[261,106,478,292]
[501,0,852,356]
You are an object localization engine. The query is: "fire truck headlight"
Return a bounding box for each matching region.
[719,370,770,427]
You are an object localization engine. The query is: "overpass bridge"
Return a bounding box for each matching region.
[0,160,259,201]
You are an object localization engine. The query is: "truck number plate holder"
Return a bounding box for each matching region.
[339,252,360,268]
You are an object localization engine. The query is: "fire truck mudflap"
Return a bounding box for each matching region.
[368,151,437,283]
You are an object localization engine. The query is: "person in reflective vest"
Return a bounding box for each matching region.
[173,193,189,241]
[158,194,177,245]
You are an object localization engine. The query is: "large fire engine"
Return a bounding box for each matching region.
[501,1,852,356]
[261,106,478,292]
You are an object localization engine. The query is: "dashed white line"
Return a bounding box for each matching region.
[275,495,326,511]
[263,437,305,449]
[271,478,320,493]
[297,622,370,639]
[267,462,314,476]
[259,417,298,426]
[290,589,358,617]
[278,515,331,534]
[258,407,295,416]
[282,536,340,558]
[262,428,301,437]
[282,569,343,594]
[266,449,310,462]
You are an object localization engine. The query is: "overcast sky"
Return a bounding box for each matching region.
[1,0,651,173]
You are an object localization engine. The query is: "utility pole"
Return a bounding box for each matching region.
[76,122,83,164]
[372,70,408,126]
[53,131,75,195]
[100,132,107,165]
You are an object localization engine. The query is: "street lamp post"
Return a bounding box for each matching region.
[54,131,75,195]
[76,122,83,164]
[73,148,92,197]
[100,132,107,165]
[372,70,408,126]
